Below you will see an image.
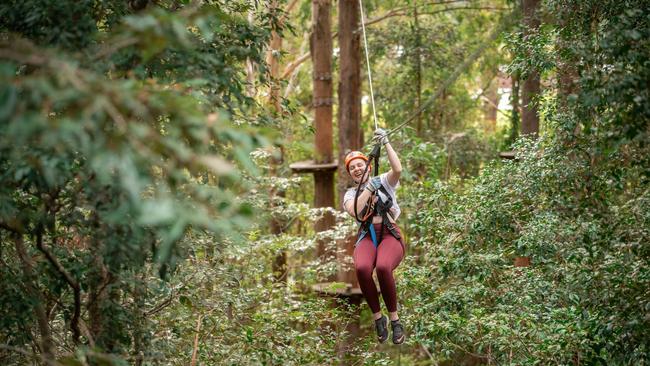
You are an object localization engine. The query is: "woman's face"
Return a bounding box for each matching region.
[348,158,369,184]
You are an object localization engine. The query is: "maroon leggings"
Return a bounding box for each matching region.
[353,223,405,313]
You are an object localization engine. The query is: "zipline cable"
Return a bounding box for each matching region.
[358,0,379,131]
[354,1,382,224]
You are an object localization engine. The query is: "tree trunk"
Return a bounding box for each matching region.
[337,0,362,286]
[557,59,577,107]
[521,0,541,138]
[267,0,288,282]
[311,0,335,261]
[509,73,520,144]
[13,233,55,361]
[483,78,499,132]
[245,3,257,98]
[270,146,287,281]
[87,234,112,351]
[267,0,283,113]
[413,1,424,137]
[132,273,147,366]
[312,0,334,165]
[555,12,578,110]
[337,0,362,202]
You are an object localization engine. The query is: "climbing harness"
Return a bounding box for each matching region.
[352,143,380,224]
[353,180,402,249]
[350,143,402,249]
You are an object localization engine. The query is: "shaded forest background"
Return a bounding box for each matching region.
[1,0,649,365]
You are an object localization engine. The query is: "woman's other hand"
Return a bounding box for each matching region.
[373,128,389,145]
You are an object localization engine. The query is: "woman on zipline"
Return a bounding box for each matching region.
[343,128,405,344]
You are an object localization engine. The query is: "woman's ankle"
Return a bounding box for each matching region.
[388,311,399,322]
[373,312,383,321]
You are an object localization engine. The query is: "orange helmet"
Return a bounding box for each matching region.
[344,151,369,172]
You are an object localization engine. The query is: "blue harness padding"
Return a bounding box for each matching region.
[368,224,379,248]
[354,224,378,248]
[354,185,401,248]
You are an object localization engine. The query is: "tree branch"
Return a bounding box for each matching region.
[388,0,474,15]
[84,270,114,315]
[281,50,310,80]
[285,0,300,14]
[0,219,25,234]
[190,314,203,366]
[145,292,175,316]
[284,31,309,97]
[418,6,509,17]
[35,228,82,344]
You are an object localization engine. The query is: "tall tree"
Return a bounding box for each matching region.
[521,0,541,137]
[337,0,362,202]
[266,0,292,281]
[413,0,424,137]
[310,0,335,260]
[337,0,362,289]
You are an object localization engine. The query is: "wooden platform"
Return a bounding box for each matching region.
[311,282,364,297]
[289,160,339,173]
[514,256,531,267]
[499,151,517,160]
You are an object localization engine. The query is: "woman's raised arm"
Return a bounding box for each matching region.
[374,129,401,187]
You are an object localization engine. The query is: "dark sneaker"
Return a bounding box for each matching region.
[391,320,405,344]
[374,315,388,343]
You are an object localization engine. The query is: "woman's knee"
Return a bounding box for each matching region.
[375,263,393,279]
[355,263,374,279]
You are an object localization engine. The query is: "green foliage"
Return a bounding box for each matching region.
[399,0,650,363]
[399,130,495,184]
[0,1,274,363]
[404,139,650,364]
[0,0,125,49]
[369,1,509,136]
